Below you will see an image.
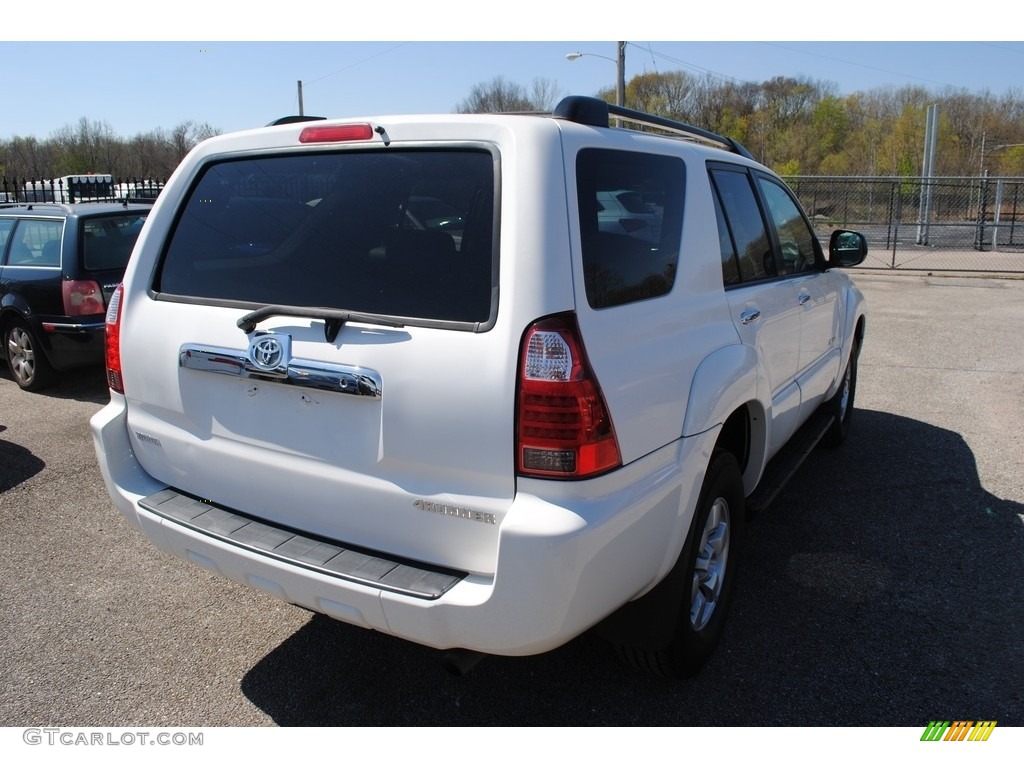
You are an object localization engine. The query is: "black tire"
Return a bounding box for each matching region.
[4,319,56,391]
[823,342,859,448]
[624,451,745,679]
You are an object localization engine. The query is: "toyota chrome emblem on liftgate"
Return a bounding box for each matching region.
[247,334,288,373]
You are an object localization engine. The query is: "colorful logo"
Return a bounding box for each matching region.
[921,721,997,741]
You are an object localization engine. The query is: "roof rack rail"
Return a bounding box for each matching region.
[553,95,754,160]
[3,201,76,213]
[268,115,327,126]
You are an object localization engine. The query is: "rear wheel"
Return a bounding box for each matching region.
[620,451,745,679]
[4,320,56,391]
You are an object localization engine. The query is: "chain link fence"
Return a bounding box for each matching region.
[785,176,1024,272]
[3,171,1022,273]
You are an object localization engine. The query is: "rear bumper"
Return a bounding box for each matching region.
[38,318,105,371]
[91,395,716,656]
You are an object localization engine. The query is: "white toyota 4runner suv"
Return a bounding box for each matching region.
[91,96,866,678]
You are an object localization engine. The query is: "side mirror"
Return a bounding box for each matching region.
[828,230,868,268]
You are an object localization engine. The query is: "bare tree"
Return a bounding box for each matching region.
[124,130,169,179]
[1,135,54,180]
[528,77,566,112]
[455,76,539,113]
[169,121,218,161]
[49,117,121,175]
[0,116,221,184]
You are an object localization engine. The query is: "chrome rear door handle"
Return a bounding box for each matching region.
[739,308,761,325]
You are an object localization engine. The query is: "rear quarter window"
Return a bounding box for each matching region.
[6,219,63,267]
[155,149,496,327]
[576,148,685,309]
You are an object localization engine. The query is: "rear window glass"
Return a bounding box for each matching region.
[576,149,685,309]
[82,213,149,271]
[155,149,496,325]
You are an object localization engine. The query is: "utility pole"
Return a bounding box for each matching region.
[297,80,304,117]
[616,41,626,108]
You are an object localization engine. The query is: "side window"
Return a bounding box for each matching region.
[576,149,685,309]
[712,190,740,286]
[709,167,774,284]
[0,219,15,264]
[7,219,63,267]
[757,176,819,275]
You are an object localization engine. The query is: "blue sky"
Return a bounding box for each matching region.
[3,4,1022,140]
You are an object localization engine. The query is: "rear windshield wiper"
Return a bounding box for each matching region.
[237,305,405,343]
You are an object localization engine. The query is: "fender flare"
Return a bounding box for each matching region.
[0,294,36,331]
[682,343,764,438]
[827,284,866,400]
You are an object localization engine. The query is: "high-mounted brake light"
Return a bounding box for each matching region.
[105,283,124,393]
[298,123,375,144]
[516,314,621,479]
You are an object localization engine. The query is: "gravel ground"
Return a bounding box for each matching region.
[1,271,1021,727]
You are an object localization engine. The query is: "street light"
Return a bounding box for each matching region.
[566,42,626,108]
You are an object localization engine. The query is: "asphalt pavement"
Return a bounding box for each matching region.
[1,270,1021,726]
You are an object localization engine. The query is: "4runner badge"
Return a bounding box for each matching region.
[413,499,497,525]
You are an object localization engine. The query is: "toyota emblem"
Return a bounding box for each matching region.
[248,336,285,371]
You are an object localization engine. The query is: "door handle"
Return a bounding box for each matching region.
[739,308,761,325]
[798,293,811,305]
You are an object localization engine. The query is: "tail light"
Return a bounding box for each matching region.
[62,279,105,316]
[105,283,124,393]
[516,314,621,479]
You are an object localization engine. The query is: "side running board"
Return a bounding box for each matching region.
[746,408,834,514]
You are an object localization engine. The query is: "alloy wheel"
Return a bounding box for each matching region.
[7,326,37,387]
[690,497,731,631]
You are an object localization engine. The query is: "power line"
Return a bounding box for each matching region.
[303,43,409,87]
[296,43,409,116]
[760,42,957,89]
[629,42,747,85]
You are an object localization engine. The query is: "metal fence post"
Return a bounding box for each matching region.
[890,182,901,268]
[976,174,988,251]
[992,179,1005,252]
[1009,182,1020,246]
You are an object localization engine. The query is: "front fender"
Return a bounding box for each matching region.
[826,280,866,400]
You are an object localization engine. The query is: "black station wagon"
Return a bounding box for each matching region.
[0,202,151,390]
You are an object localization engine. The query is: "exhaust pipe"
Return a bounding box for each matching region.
[441,648,486,676]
